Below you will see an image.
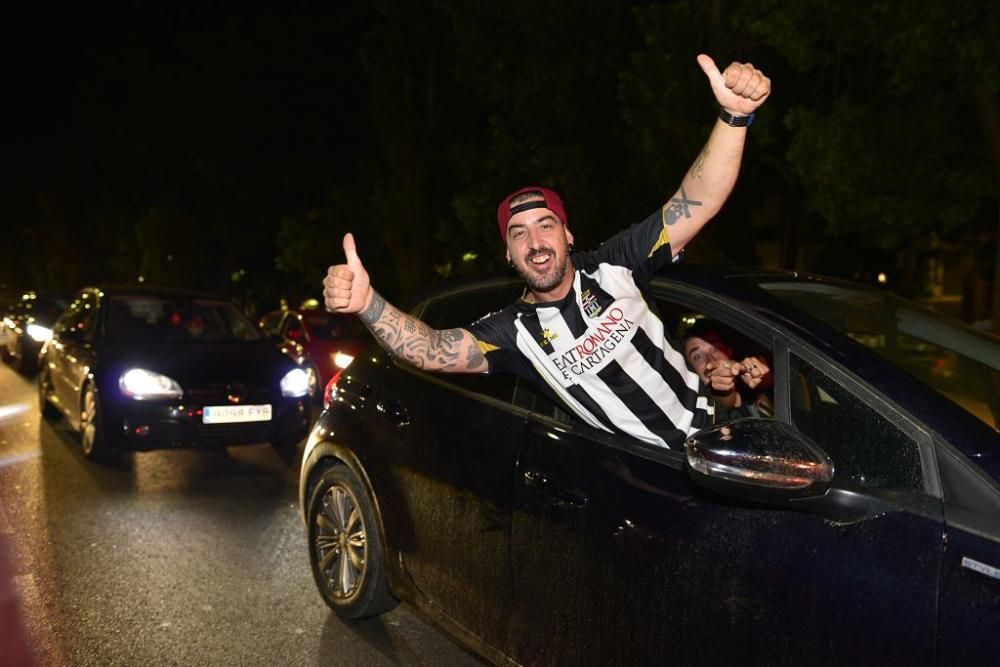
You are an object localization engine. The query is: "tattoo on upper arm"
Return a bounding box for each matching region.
[466,342,486,370]
[690,147,710,180]
[664,186,704,226]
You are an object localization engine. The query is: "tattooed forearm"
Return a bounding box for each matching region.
[359,290,387,324]
[663,186,704,226]
[359,292,481,372]
[399,328,465,370]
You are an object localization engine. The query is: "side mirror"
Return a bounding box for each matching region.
[685,418,834,503]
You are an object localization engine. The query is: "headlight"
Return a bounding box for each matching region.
[119,369,183,400]
[26,324,53,342]
[280,368,310,398]
[333,352,355,369]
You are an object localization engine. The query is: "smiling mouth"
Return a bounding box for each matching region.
[526,250,553,267]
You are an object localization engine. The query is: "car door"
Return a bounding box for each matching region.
[371,283,526,653]
[933,440,1000,665]
[49,291,99,420]
[506,298,943,666]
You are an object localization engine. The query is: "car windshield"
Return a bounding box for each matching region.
[12,294,68,325]
[302,312,365,341]
[105,295,262,342]
[760,280,1000,430]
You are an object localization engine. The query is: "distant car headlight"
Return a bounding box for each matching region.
[333,352,355,369]
[26,324,53,342]
[280,368,310,398]
[119,368,184,400]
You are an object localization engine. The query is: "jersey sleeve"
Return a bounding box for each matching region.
[587,203,682,283]
[465,306,535,378]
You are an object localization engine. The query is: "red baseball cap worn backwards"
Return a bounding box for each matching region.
[496,186,568,241]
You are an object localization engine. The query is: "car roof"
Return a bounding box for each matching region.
[80,285,235,301]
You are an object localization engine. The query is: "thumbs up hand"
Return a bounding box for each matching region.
[696,54,771,117]
[323,233,372,314]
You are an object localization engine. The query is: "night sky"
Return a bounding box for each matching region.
[4,2,998,321]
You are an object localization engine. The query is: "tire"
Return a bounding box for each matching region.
[38,369,60,420]
[307,465,397,619]
[9,339,24,372]
[79,383,110,460]
[16,339,38,375]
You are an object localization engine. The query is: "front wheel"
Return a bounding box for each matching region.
[307,465,396,619]
[79,383,110,460]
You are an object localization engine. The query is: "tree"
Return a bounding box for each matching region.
[741,0,997,316]
[620,0,782,264]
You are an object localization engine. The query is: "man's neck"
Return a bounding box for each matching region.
[524,267,576,304]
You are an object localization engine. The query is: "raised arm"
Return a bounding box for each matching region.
[665,54,771,256]
[322,233,488,373]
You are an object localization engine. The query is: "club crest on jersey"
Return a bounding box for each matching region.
[581,289,605,319]
[540,328,559,347]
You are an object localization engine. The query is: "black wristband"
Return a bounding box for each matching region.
[719,108,755,127]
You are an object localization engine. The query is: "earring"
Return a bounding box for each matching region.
[568,243,575,254]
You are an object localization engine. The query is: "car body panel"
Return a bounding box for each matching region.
[509,412,941,665]
[376,361,524,653]
[259,307,368,393]
[300,266,1000,666]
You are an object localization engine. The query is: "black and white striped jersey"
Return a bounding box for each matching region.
[467,204,711,449]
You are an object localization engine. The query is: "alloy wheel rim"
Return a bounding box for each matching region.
[314,483,366,600]
[81,388,96,455]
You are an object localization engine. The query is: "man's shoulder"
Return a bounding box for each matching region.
[469,299,525,329]
[572,253,639,285]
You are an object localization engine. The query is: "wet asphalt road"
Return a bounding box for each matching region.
[0,362,481,666]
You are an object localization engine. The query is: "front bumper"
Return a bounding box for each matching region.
[104,398,311,450]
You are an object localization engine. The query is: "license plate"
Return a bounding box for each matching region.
[202,404,272,424]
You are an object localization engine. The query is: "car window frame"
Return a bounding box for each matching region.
[651,278,942,500]
[401,277,943,495]
[281,313,303,339]
[259,311,284,336]
[785,343,939,495]
[55,289,99,341]
[410,281,524,406]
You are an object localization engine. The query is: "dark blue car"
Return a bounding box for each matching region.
[39,286,313,460]
[299,266,1000,666]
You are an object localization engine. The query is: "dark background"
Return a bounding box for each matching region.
[3,1,998,327]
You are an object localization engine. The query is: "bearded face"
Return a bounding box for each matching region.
[512,243,572,295]
[505,208,575,300]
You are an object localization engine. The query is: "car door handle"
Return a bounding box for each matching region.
[522,469,589,509]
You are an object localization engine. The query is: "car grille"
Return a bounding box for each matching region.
[186,384,273,405]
